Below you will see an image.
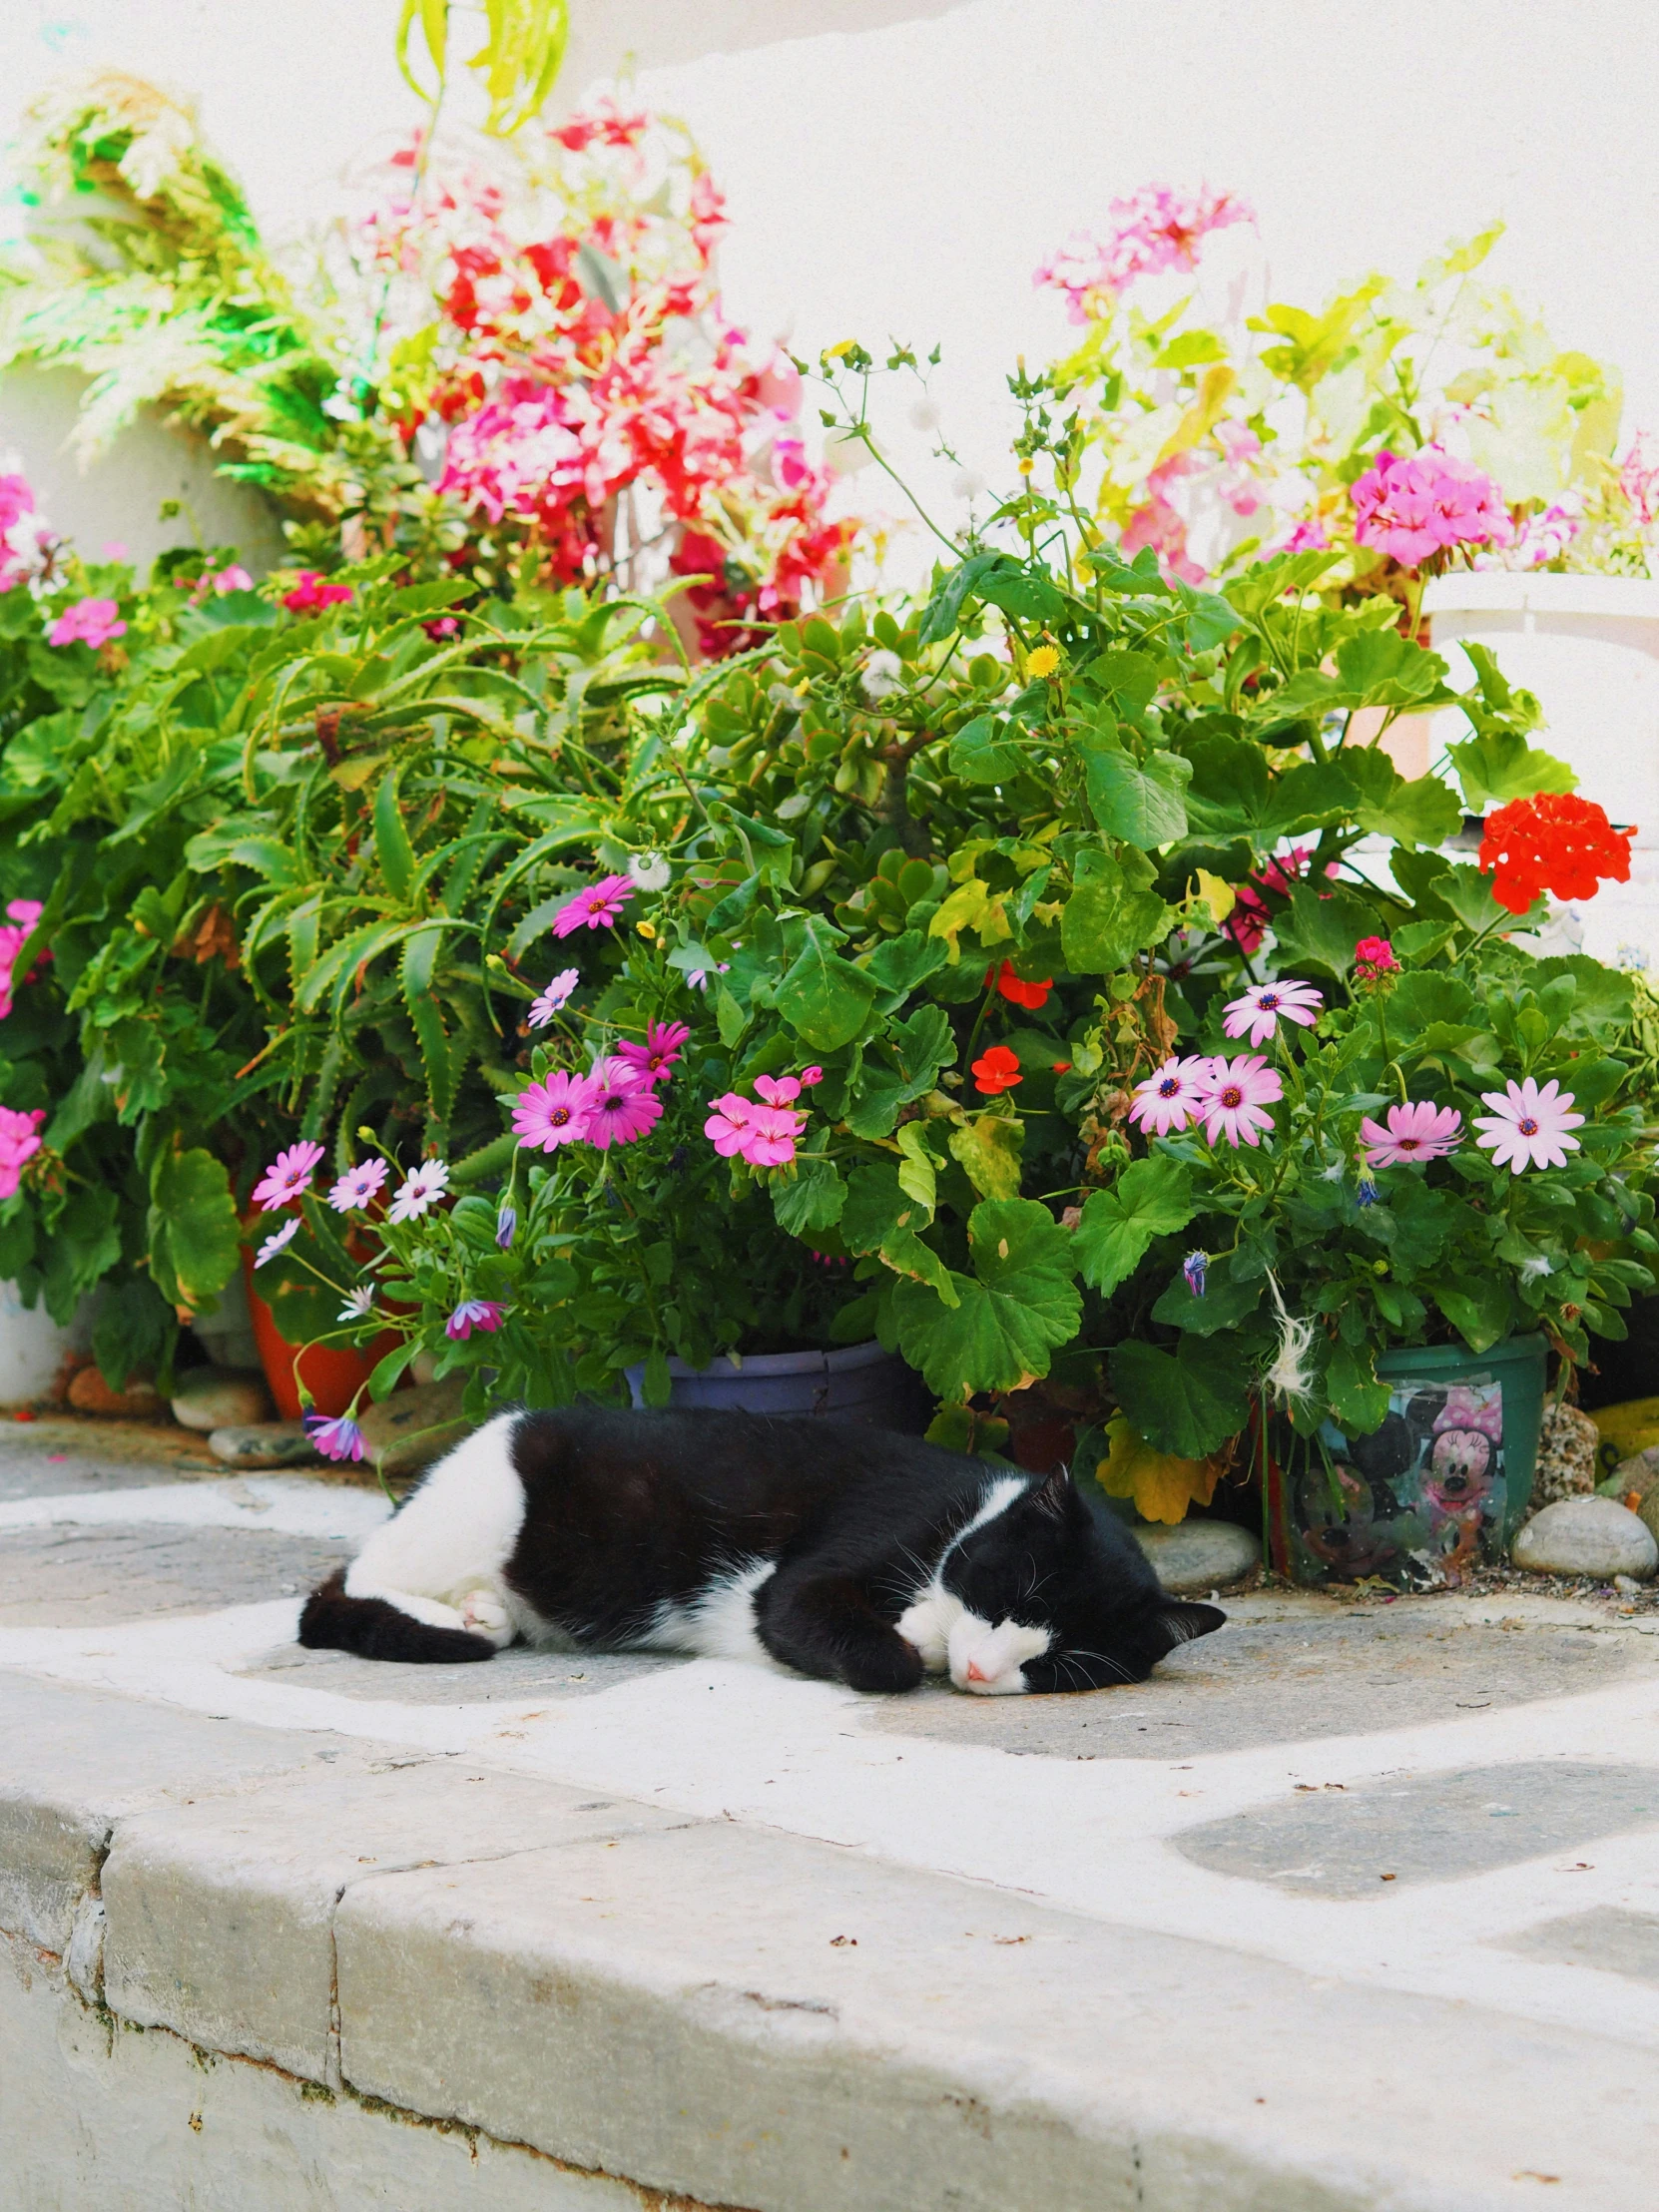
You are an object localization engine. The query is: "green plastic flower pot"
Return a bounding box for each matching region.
[1267,1335,1547,1588]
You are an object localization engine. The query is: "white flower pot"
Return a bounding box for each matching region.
[0,1282,91,1406]
[1422,573,1659,970]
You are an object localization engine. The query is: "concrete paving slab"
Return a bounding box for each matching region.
[1177,1758,1659,1896]
[0,1417,218,1498]
[868,1598,1657,1758]
[102,1762,702,2082]
[240,1644,684,1705]
[336,1815,1659,2212]
[0,1520,353,1626]
[1493,1903,1659,1984]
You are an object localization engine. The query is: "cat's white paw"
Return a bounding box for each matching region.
[458,1589,514,1645]
[896,1589,963,1673]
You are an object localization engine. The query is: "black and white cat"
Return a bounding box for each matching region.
[299,1406,1225,1695]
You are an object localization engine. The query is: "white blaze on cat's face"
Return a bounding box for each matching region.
[945,1608,1052,1695]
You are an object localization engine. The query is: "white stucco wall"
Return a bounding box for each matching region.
[2,0,1656,577]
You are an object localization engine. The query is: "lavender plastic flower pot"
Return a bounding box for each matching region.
[624,1339,926,1429]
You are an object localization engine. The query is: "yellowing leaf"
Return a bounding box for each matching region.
[1193,868,1236,924]
[895,1123,937,1215]
[1098,1413,1221,1526]
[948,1113,1024,1200]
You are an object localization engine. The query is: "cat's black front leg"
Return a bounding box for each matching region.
[757,1571,924,1694]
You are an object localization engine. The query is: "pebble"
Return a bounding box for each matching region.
[208,1420,319,1469]
[1512,1496,1658,1581]
[66,1366,162,1419]
[357,1376,471,1484]
[171,1367,274,1432]
[1131,1519,1260,1595]
[1612,1445,1659,1504]
[1638,1489,1659,1551]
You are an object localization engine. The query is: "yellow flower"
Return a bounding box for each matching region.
[1026,645,1061,681]
[825,339,856,360]
[635,919,657,940]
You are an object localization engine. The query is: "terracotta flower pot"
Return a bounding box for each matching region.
[240,1246,402,1421]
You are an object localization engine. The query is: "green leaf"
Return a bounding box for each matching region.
[1355,769,1465,849]
[1061,870,1173,975]
[879,1222,959,1305]
[892,1198,1081,1395]
[642,1345,672,1408]
[777,915,878,1051]
[1327,1342,1391,1435]
[149,1148,241,1310]
[366,1340,417,1402]
[715,982,750,1048]
[842,1162,907,1255]
[1448,730,1577,809]
[1150,1261,1262,1337]
[948,1113,1024,1200]
[895,1124,938,1214]
[1109,1335,1250,1457]
[865,930,948,995]
[1274,881,1385,977]
[373,766,416,901]
[949,715,1030,784]
[399,923,456,1123]
[1434,1271,1515,1355]
[1073,1156,1196,1294]
[1178,735,1271,839]
[1082,747,1191,847]
[772,1157,846,1237]
[1387,972,1475,1037]
[91,1275,178,1393]
[1091,650,1161,717]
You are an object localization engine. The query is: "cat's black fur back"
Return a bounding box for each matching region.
[299,1405,1225,1695]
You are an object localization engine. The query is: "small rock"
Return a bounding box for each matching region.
[208,1420,319,1469]
[1614,1574,1643,1596]
[1611,1445,1659,1505]
[1132,1519,1259,1595]
[1530,1401,1600,1509]
[1637,1488,1659,1552]
[1512,1496,1658,1581]
[357,1376,471,1484]
[67,1366,162,1419]
[171,1366,274,1432]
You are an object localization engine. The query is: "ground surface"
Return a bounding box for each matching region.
[4,1417,1659,2210]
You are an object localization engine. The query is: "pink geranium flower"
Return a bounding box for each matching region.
[327,1158,389,1213]
[1194,1055,1283,1148]
[0,1105,45,1199]
[1472,1079,1585,1174]
[511,1070,597,1151]
[551,874,634,937]
[48,597,126,650]
[705,1092,757,1159]
[0,899,48,1019]
[252,1141,326,1212]
[1127,1055,1215,1138]
[446,1300,506,1341]
[582,1057,662,1149]
[799,1066,825,1087]
[1352,447,1509,568]
[755,1072,802,1105]
[282,571,354,614]
[1222,978,1323,1046]
[1359,1100,1463,1169]
[616,1019,690,1086]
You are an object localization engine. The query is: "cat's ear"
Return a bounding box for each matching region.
[1029,1464,1075,1519]
[1154,1599,1226,1650]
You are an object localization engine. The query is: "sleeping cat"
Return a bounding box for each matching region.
[298,1406,1225,1695]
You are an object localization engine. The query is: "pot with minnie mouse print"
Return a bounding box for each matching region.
[1263,1335,1547,1589]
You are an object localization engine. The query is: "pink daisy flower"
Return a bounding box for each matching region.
[1195,1055,1283,1149]
[446,1300,506,1341]
[527,969,579,1028]
[1222,978,1324,1046]
[251,1141,325,1212]
[327,1158,389,1213]
[1127,1055,1215,1138]
[1472,1079,1585,1174]
[511,1070,598,1152]
[387,1159,451,1223]
[551,874,634,937]
[1359,1100,1463,1169]
[582,1057,663,1149]
[615,1019,691,1086]
[255,1217,300,1268]
[302,1410,364,1462]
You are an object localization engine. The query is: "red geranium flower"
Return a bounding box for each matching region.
[971,1045,1023,1096]
[985,960,1053,1010]
[1477,794,1634,915]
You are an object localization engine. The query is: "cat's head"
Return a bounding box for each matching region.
[939,1466,1226,1695]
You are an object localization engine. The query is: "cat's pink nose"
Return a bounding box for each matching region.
[965,1659,990,1684]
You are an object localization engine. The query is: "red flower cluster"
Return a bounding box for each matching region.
[1476,793,1634,915]
[282,572,354,615]
[985,960,1052,1010]
[363,108,853,654]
